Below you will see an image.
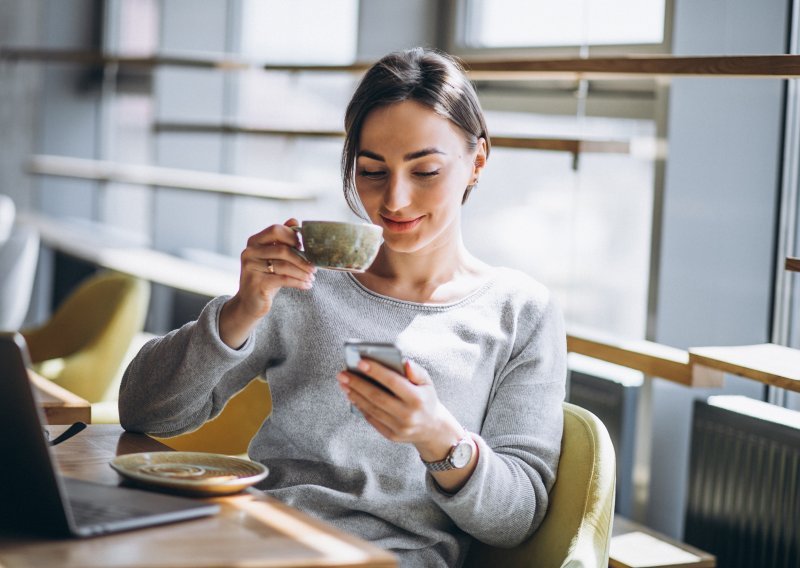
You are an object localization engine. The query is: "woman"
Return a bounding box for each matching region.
[120,47,566,568]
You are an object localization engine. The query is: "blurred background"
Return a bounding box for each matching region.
[1,0,798,553]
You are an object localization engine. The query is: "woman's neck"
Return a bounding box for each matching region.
[356,237,490,304]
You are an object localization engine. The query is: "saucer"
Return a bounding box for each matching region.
[110,451,268,496]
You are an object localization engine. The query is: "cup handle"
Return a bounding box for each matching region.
[290,225,309,262]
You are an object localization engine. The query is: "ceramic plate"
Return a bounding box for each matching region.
[110,451,268,496]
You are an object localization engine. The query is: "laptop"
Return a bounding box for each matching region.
[0,332,220,537]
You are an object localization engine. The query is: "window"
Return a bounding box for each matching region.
[240,0,358,64]
[464,0,666,49]
[450,1,665,339]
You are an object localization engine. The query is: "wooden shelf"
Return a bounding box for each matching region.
[785,256,800,272]
[19,213,238,298]
[0,47,254,70]
[567,328,800,393]
[689,343,800,393]
[27,155,322,201]
[153,122,631,166]
[493,135,630,154]
[5,48,800,79]
[154,122,345,138]
[565,326,710,387]
[264,55,800,80]
[462,55,800,80]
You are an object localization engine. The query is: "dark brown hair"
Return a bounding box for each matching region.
[341,47,491,216]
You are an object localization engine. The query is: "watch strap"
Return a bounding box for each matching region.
[421,431,471,472]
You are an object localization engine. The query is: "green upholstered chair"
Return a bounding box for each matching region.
[464,402,616,568]
[22,271,150,408]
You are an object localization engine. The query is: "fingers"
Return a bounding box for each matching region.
[247,221,301,248]
[241,230,316,287]
[338,368,401,407]
[343,381,404,433]
[356,358,428,402]
[403,360,431,387]
[246,246,315,279]
[337,359,422,421]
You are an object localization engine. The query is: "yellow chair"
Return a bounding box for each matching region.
[154,377,272,456]
[22,271,150,406]
[152,393,615,567]
[464,402,616,568]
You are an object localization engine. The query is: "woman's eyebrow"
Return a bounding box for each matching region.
[357,147,446,162]
[404,147,445,161]
[357,150,384,161]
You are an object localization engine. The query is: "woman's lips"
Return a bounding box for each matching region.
[380,215,423,233]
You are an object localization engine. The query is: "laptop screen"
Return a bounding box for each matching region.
[0,332,73,535]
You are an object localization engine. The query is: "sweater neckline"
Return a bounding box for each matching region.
[343,270,497,310]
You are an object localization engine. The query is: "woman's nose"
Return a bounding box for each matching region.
[383,175,413,211]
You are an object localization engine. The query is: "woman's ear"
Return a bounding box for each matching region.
[472,138,487,182]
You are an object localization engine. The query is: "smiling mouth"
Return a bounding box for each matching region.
[380,215,423,233]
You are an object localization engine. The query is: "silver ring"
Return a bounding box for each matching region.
[266,259,275,274]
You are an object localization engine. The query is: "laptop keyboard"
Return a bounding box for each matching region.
[70,499,149,526]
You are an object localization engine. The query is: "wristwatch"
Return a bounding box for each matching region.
[421,432,474,472]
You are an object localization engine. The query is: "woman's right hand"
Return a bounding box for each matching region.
[220,219,316,348]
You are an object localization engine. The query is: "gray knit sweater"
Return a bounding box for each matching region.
[119,268,566,567]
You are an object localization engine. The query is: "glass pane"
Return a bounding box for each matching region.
[241,0,359,63]
[118,0,158,55]
[469,0,665,48]
[463,110,656,338]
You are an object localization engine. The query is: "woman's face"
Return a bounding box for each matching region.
[355,100,486,256]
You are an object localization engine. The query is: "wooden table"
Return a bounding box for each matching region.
[30,370,91,425]
[610,516,715,568]
[0,424,397,568]
[689,343,800,393]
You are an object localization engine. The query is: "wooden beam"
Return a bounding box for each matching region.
[462,54,800,80]
[152,122,631,160]
[5,48,800,79]
[0,47,253,70]
[785,256,800,272]
[153,122,345,138]
[491,135,630,155]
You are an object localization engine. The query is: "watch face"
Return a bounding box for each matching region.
[449,440,473,469]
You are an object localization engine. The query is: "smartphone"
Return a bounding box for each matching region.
[343,340,407,397]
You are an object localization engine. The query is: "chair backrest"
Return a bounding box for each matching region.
[0,224,40,331]
[153,377,272,455]
[23,271,150,403]
[464,402,616,568]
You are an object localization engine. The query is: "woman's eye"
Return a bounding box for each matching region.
[415,170,440,178]
[359,170,385,179]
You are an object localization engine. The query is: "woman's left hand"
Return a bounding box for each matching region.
[337,358,477,490]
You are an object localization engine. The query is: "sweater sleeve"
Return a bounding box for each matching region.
[118,295,266,437]
[426,294,567,547]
